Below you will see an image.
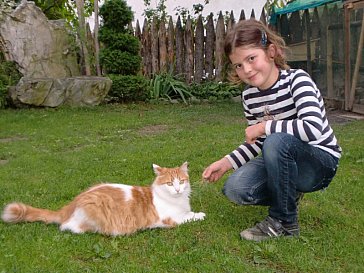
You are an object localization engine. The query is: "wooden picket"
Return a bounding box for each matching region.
[134,8,267,83]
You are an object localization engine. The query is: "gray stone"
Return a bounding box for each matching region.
[10,77,112,107]
[1,1,114,108]
[0,1,80,78]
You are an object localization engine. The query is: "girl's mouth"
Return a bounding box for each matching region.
[248,73,258,81]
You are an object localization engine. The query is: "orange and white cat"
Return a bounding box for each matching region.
[1,162,205,235]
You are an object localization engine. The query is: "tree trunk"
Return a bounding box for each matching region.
[75,0,91,76]
[94,0,101,76]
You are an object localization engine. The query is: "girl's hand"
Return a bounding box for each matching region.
[202,158,232,183]
[245,121,266,144]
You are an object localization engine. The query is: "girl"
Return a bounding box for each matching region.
[202,19,341,242]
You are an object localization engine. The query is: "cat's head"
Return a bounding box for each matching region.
[152,162,190,196]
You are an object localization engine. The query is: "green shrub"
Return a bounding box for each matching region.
[99,0,141,76]
[100,49,141,75]
[190,81,243,101]
[99,29,140,54]
[108,74,150,102]
[0,59,22,109]
[0,82,7,109]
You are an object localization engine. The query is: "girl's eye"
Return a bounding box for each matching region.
[248,56,255,62]
[234,64,242,70]
[167,182,173,186]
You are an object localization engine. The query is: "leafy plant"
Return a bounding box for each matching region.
[190,81,243,101]
[149,73,192,104]
[0,58,22,109]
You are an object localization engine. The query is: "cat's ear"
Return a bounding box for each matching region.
[180,162,189,173]
[152,164,162,175]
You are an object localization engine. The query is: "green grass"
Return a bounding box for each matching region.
[0,102,363,272]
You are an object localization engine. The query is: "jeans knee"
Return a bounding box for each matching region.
[222,183,249,204]
[222,180,264,205]
[263,133,294,161]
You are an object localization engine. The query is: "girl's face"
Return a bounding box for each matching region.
[229,45,279,90]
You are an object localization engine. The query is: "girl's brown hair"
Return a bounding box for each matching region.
[224,19,290,83]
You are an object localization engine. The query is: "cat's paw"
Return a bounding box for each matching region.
[193,212,206,221]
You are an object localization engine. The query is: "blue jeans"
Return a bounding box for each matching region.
[222,133,339,223]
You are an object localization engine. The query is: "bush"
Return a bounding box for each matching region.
[99,0,141,76]
[0,59,22,109]
[99,29,139,54]
[100,49,141,75]
[108,74,150,102]
[190,81,243,101]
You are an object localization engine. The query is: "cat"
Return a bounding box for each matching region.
[1,162,205,235]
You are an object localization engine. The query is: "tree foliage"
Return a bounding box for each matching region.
[142,0,210,24]
[99,0,141,75]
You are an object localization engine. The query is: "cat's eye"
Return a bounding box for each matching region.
[167,182,173,186]
[180,180,186,184]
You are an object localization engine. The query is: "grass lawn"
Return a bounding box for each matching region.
[0,102,363,272]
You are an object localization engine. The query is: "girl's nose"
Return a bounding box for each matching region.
[242,64,252,74]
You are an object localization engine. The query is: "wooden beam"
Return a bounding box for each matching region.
[304,10,312,75]
[348,16,364,110]
[327,27,334,99]
[344,5,351,110]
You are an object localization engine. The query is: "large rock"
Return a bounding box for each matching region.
[0,1,80,78]
[10,77,112,107]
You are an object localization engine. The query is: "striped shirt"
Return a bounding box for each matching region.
[226,69,342,170]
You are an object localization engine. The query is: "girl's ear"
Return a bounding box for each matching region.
[267,44,277,59]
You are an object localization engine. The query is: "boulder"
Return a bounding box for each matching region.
[0,1,80,78]
[10,77,112,107]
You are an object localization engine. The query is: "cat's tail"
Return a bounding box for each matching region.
[1,202,62,224]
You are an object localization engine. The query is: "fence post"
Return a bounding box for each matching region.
[215,12,225,81]
[159,20,167,73]
[151,18,159,75]
[194,15,204,83]
[321,5,329,97]
[239,9,246,21]
[167,17,175,73]
[175,16,184,76]
[260,8,267,25]
[185,16,194,83]
[304,10,312,75]
[142,18,152,77]
[227,11,235,32]
[205,13,215,80]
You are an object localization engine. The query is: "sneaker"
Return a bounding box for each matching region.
[240,216,299,242]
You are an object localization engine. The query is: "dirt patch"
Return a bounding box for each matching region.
[326,109,364,125]
[0,159,9,165]
[137,124,169,136]
[0,136,28,143]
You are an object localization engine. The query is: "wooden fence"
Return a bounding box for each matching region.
[132,3,363,113]
[133,8,267,83]
[273,1,364,113]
